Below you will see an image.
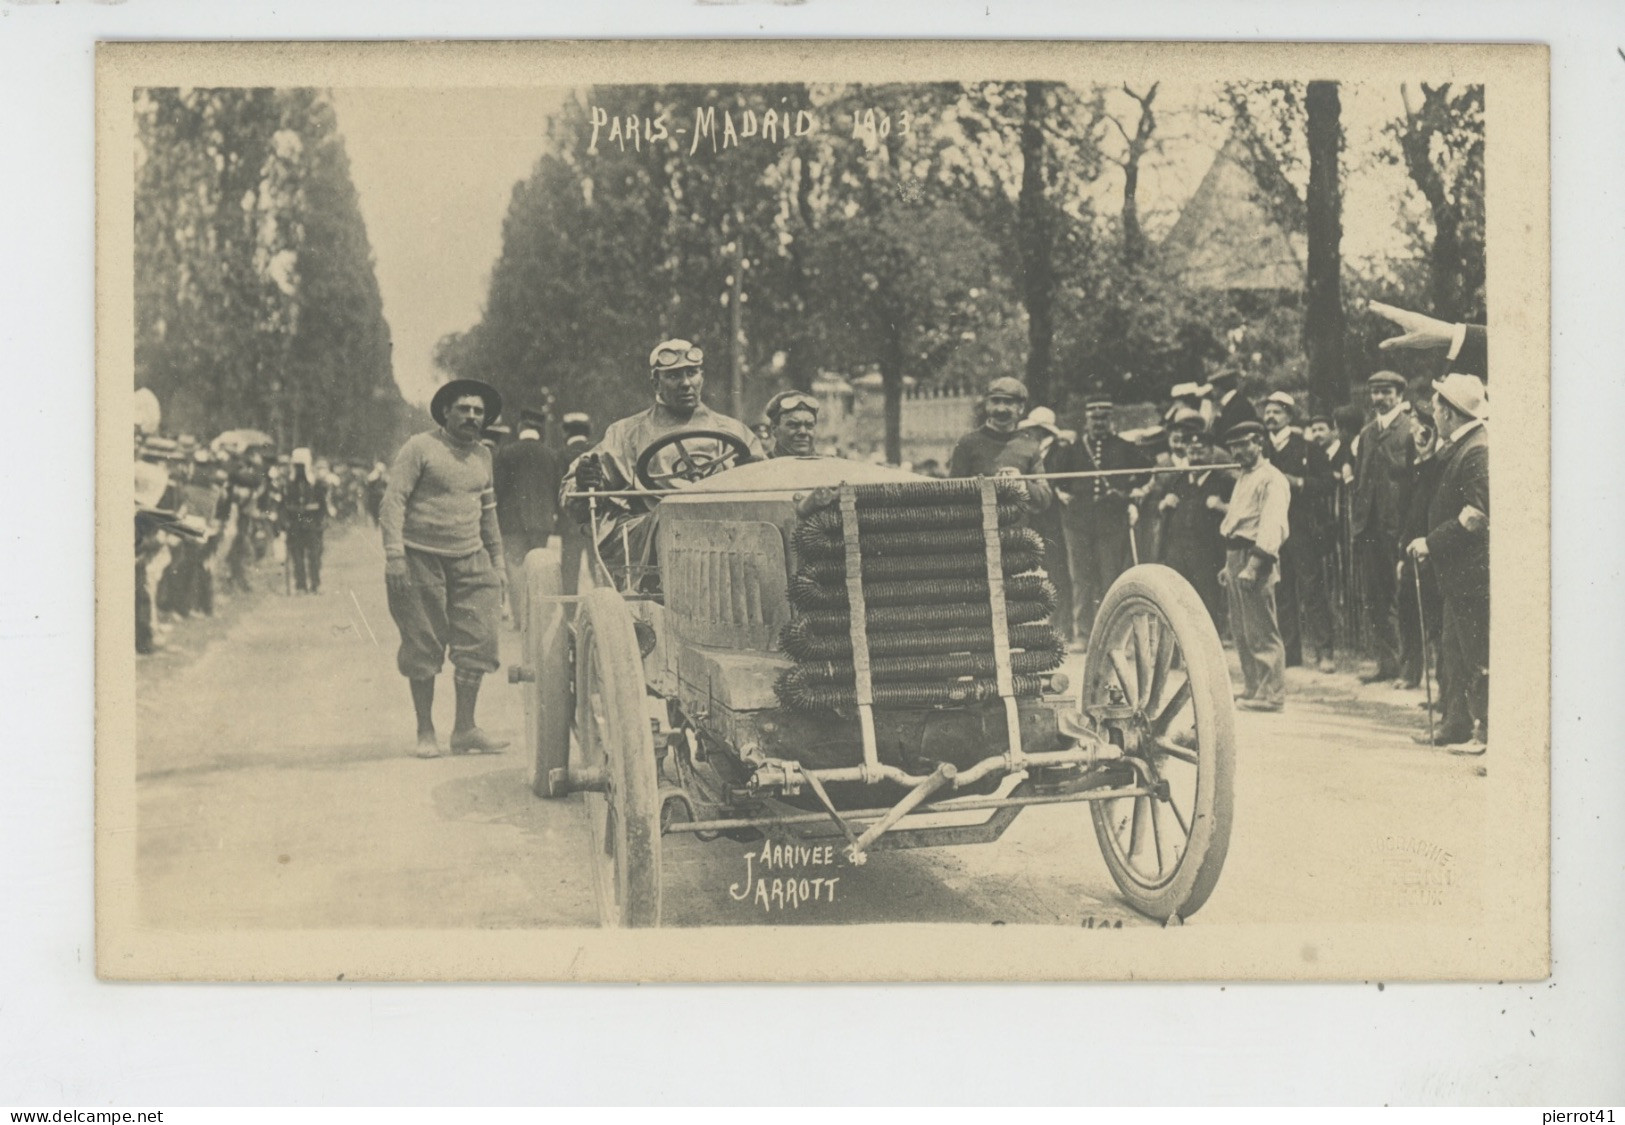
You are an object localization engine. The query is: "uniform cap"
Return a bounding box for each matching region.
[1083,390,1115,408]
[1264,390,1297,411]
[1367,370,1407,390]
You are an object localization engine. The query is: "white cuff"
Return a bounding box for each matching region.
[1447,321,1467,361]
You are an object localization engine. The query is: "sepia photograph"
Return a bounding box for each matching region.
[96,41,1550,981]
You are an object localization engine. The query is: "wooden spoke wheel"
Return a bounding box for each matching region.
[1082,564,1235,921]
[522,546,572,799]
[573,587,662,928]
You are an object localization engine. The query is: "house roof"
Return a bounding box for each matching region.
[1161,134,1306,292]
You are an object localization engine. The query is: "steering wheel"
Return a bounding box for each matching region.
[633,429,753,491]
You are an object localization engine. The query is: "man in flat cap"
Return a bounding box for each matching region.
[947,377,1053,508]
[1262,391,1334,671]
[763,390,823,458]
[493,407,562,630]
[1219,420,1293,712]
[564,338,763,587]
[1406,374,1489,753]
[1050,390,1148,643]
[1351,370,1421,684]
[381,378,509,758]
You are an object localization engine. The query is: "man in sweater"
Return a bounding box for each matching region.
[1219,421,1293,713]
[381,378,509,759]
[947,377,1054,510]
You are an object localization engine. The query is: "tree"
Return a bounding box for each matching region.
[1391,83,1486,323]
[1303,80,1347,410]
[134,87,406,457]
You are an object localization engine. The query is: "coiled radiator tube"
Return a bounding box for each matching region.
[782,621,1064,662]
[789,572,1057,611]
[779,646,1065,688]
[779,675,1053,711]
[796,548,1040,584]
[794,523,1043,562]
[788,598,1052,637]
[798,503,1026,537]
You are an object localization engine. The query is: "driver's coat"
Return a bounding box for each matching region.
[563,401,763,543]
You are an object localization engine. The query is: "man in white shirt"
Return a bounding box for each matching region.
[1218,421,1293,712]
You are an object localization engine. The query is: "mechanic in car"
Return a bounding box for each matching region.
[563,338,765,585]
[763,390,823,458]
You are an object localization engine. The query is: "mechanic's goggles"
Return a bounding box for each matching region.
[768,393,820,420]
[651,343,705,370]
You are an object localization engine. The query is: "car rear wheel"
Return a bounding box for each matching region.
[1082,564,1235,921]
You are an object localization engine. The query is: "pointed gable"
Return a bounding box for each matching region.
[1161,134,1306,292]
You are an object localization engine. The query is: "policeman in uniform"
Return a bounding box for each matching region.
[1052,391,1148,641]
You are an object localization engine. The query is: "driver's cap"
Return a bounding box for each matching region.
[650,338,704,372]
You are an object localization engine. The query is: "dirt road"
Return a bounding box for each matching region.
[136,526,1485,931]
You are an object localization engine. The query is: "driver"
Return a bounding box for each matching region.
[564,338,764,583]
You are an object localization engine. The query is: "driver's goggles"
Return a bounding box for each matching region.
[652,345,704,369]
[768,393,820,420]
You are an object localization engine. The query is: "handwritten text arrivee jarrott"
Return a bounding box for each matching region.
[589,104,914,156]
[729,839,842,914]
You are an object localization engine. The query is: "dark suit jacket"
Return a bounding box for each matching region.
[1449,324,1488,382]
[1052,431,1149,519]
[1352,410,1420,541]
[493,438,562,543]
[1423,422,1489,598]
[1214,389,1259,440]
[1266,429,1332,548]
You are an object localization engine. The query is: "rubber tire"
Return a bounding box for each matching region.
[574,586,662,928]
[1082,563,1236,921]
[523,547,572,798]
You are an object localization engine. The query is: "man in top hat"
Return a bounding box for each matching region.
[1219,420,1293,712]
[558,412,594,599]
[282,447,330,595]
[493,407,563,629]
[564,339,764,587]
[1406,373,1489,754]
[947,377,1054,516]
[1209,366,1259,441]
[1051,390,1148,643]
[1351,370,1421,683]
[380,378,510,759]
[1148,408,1228,627]
[1166,381,1215,435]
[1261,391,1334,671]
[763,390,823,458]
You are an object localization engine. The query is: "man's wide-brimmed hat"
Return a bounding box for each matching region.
[1431,372,1488,420]
[430,378,503,426]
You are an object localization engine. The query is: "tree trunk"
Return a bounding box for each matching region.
[881,321,905,466]
[1303,80,1347,410]
[1119,83,1158,267]
[1018,81,1055,406]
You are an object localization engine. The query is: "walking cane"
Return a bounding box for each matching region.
[1413,554,1435,745]
[1127,502,1140,566]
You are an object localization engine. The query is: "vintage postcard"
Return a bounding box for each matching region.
[96,40,1549,981]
